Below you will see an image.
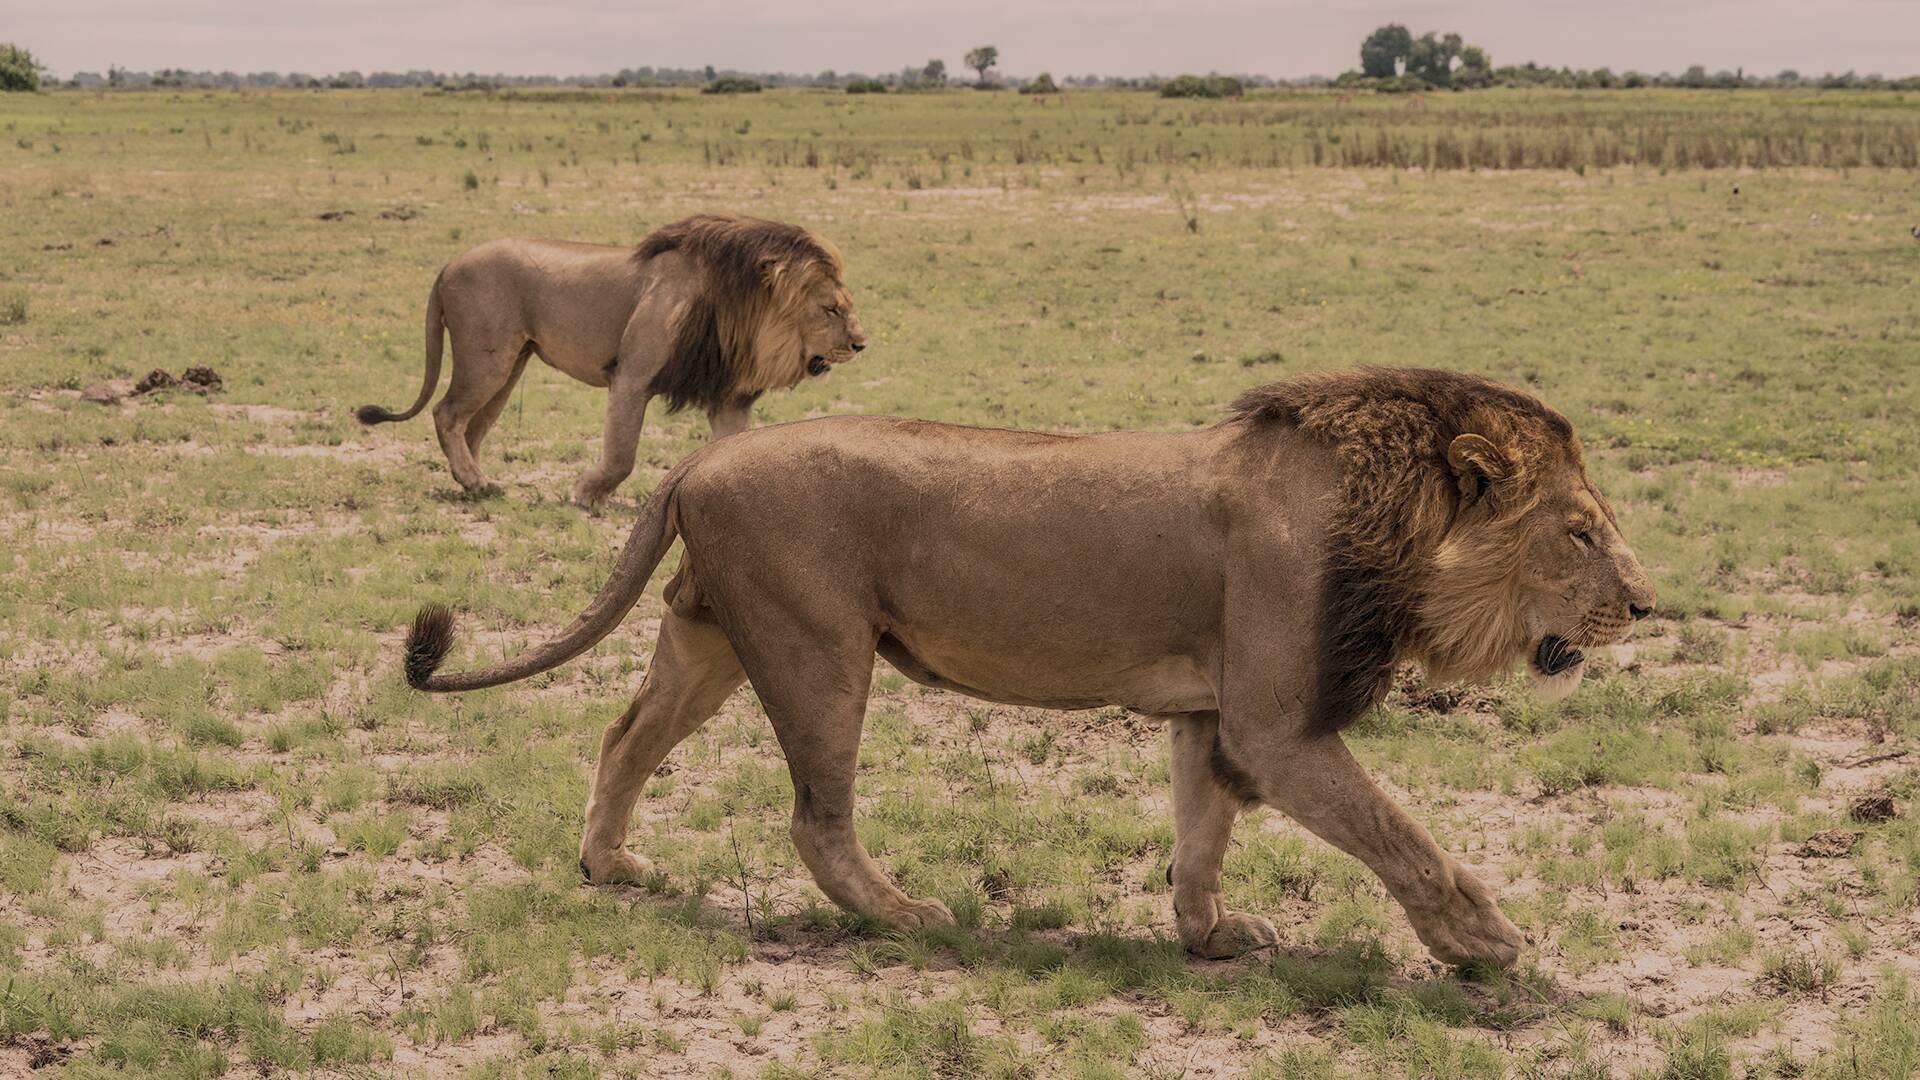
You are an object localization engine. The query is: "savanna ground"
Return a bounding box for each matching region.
[1,86,1919,1079]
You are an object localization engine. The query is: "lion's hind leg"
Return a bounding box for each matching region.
[579,612,746,885]
[433,336,527,495]
[464,343,534,463]
[743,627,955,931]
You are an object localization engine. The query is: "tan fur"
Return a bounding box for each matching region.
[399,369,1654,968]
[356,215,867,507]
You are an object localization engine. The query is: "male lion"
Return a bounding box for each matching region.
[399,368,1655,967]
[355,214,868,507]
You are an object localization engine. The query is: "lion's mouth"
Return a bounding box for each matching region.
[1534,635,1585,677]
[806,355,831,377]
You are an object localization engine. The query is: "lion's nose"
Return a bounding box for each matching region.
[1629,603,1653,621]
[850,341,866,353]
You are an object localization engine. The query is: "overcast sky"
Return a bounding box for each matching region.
[14,0,1919,80]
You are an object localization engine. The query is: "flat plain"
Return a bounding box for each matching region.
[2,86,1918,1078]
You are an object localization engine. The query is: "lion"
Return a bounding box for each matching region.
[355,214,868,507]
[397,367,1655,967]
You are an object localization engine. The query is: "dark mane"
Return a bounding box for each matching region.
[1224,367,1579,736]
[635,214,843,413]
[1226,366,1574,444]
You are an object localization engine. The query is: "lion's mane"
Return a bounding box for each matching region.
[636,214,846,413]
[1228,367,1591,735]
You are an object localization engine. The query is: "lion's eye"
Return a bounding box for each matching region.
[1571,529,1595,548]
[825,305,841,316]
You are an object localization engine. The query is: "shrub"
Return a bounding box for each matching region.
[846,78,888,94]
[1376,73,1431,93]
[1020,73,1060,95]
[0,43,40,93]
[702,77,762,95]
[1159,74,1243,99]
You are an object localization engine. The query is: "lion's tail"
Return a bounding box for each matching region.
[404,455,698,693]
[357,271,446,425]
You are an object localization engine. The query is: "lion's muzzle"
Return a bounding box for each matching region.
[1534,635,1584,677]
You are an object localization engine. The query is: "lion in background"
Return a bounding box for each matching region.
[356,214,868,507]
[397,368,1655,968]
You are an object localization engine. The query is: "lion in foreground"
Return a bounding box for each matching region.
[356,214,868,507]
[400,368,1655,967]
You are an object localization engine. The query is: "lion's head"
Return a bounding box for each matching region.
[1420,411,1656,702]
[1229,367,1655,732]
[638,214,868,413]
[765,248,868,381]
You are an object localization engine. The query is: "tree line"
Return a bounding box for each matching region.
[5,34,1915,95]
[1339,23,1920,92]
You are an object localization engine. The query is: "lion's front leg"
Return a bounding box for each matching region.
[705,394,754,441]
[1168,713,1279,959]
[1218,722,1522,969]
[573,376,652,509]
[574,296,672,509]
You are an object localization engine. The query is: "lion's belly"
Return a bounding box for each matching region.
[498,240,647,386]
[875,633,1218,715]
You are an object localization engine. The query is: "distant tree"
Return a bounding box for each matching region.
[1,43,43,92]
[922,59,946,85]
[702,76,762,94]
[1020,72,1059,95]
[1452,44,1493,88]
[964,45,998,85]
[1406,32,1461,86]
[846,77,888,94]
[1359,24,1412,78]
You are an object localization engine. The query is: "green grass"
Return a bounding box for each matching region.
[1,85,1916,1075]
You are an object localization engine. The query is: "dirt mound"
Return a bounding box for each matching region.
[134,368,176,394]
[82,367,224,405]
[132,367,223,395]
[1798,829,1860,858]
[1848,793,1898,823]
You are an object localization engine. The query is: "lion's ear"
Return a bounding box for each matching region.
[1446,433,1508,503]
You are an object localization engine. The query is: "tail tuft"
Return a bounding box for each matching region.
[356,404,394,425]
[405,604,457,689]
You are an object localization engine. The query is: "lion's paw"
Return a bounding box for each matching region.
[580,849,652,886]
[884,897,956,931]
[1188,911,1280,960]
[1409,875,1523,969]
[569,478,615,511]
